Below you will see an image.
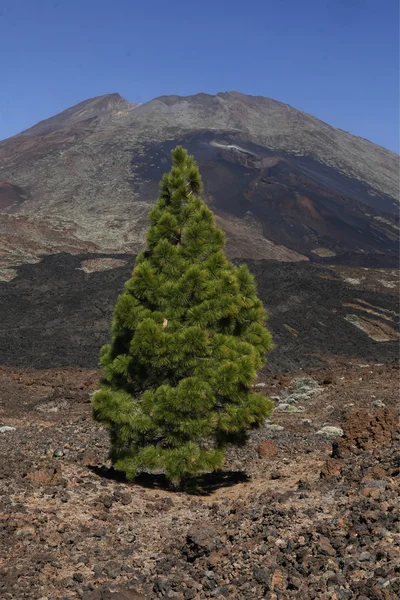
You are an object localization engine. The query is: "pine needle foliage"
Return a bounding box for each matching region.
[92,146,274,482]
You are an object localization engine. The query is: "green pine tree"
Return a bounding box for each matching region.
[92,146,273,483]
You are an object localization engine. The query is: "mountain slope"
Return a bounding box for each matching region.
[131,92,399,201]
[0,92,398,268]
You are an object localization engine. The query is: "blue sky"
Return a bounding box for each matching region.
[1,0,398,151]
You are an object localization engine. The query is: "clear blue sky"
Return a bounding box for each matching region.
[1,0,399,151]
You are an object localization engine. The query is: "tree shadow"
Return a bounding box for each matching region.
[89,465,249,496]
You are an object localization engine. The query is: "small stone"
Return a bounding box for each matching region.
[289,576,302,589]
[336,590,352,600]
[316,426,344,437]
[205,570,215,579]
[359,551,372,562]
[297,479,311,490]
[377,579,393,589]
[92,565,103,578]
[360,479,387,498]
[211,587,229,598]
[120,492,132,506]
[372,399,385,408]
[53,448,64,458]
[0,425,16,433]
[318,536,336,556]
[270,471,282,480]
[253,567,270,585]
[15,525,36,537]
[102,495,113,509]
[104,561,120,578]
[47,534,62,548]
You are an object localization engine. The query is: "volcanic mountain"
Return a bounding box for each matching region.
[0,91,398,268]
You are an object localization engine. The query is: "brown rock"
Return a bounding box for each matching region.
[47,534,62,548]
[79,451,99,466]
[257,439,279,459]
[119,492,132,506]
[271,568,285,592]
[26,465,63,485]
[317,536,336,556]
[101,495,113,509]
[360,479,387,498]
[15,525,36,538]
[185,525,220,561]
[320,459,342,479]
[338,406,399,456]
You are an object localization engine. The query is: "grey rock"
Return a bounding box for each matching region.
[205,571,215,579]
[0,425,16,433]
[185,525,219,560]
[372,399,386,408]
[316,426,344,437]
[359,551,372,562]
[253,567,270,585]
[278,377,321,405]
[53,448,64,457]
[266,423,284,431]
[276,403,305,412]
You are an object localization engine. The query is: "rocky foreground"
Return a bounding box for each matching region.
[0,361,399,599]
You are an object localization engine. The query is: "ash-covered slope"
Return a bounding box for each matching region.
[0,91,398,267]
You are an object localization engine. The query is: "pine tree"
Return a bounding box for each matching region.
[92,146,274,483]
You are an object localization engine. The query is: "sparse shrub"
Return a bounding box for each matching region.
[92,146,273,483]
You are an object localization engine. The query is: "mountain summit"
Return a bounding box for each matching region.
[17,93,134,137]
[0,91,398,267]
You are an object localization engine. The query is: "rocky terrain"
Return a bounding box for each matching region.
[0,92,399,267]
[0,362,399,599]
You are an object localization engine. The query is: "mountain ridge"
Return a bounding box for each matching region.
[14,90,398,153]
